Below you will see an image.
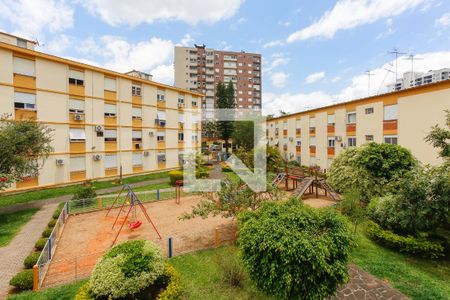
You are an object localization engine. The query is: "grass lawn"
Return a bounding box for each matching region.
[0,208,39,247]
[169,246,273,300]
[350,224,450,300]
[0,171,170,208]
[7,280,87,300]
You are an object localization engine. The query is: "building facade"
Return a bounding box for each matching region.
[174,44,262,113]
[387,68,450,92]
[0,32,202,191]
[267,81,450,171]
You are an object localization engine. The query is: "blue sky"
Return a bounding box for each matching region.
[1,0,449,115]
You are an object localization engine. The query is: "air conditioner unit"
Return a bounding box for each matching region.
[143,151,149,157]
[135,143,141,149]
[95,125,104,133]
[56,158,65,166]
[335,136,342,142]
[93,154,102,161]
[74,114,84,121]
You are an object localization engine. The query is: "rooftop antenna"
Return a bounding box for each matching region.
[404,54,424,79]
[377,63,394,94]
[365,70,375,96]
[388,48,407,82]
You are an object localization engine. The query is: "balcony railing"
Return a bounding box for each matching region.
[327,147,335,156]
[383,119,398,131]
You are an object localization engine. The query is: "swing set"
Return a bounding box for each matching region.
[106,185,162,246]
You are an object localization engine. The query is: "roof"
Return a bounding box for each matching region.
[0,31,37,44]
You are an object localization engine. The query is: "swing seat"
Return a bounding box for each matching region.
[128,220,142,229]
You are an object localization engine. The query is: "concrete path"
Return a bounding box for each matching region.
[0,203,59,299]
[0,178,169,214]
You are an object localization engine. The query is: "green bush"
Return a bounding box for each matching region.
[24,252,40,269]
[215,248,245,287]
[366,221,444,259]
[52,209,61,220]
[196,167,209,178]
[72,185,97,208]
[41,227,53,238]
[35,237,47,250]
[47,218,57,228]
[74,281,95,300]
[157,265,184,300]
[238,198,353,300]
[10,269,33,291]
[90,240,164,299]
[169,171,183,186]
[221,164,232,172]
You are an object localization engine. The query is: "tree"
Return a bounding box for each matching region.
[0,115,53,190]
[425,109,450,161]
[216,81,236,154]
[232,121,254,151]
[341,190,366,233]
[238,199,353,300]
[203,121,219,140]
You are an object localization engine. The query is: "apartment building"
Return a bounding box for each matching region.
[387,68,450,92]
[267,80,450,170]
[174,44,262,113]
[0,32,202,191]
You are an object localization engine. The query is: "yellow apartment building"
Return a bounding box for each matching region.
[267,80,450,170]
[0,32,202,191]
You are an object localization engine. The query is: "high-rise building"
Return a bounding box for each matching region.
[174,44,262,113]
[387,68,450,92]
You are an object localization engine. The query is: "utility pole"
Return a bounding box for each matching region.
[365,70,375,96]
[388,48,407,82]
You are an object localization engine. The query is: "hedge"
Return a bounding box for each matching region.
[157,265,184,300]
[366,221,444,259]
[10,269,33,291]
[35,237,47,251]
[41,227,53,238]
[24,252,41,269]
[47,218,57,228]
[74,281,95,300]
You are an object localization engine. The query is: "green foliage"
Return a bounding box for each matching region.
[156,265,184,300]
[24,252,40,269]
[90,240,164,299]
[232,121,255,151]
[9,269,33,291]
[215,81,236,153]
[0,208,38,247]
[266,146,283,173]
[195,167,209,179]
[168,170,183,185]
[52,209,61,220]
[238,199,353,300]
[41,227,53,238]
[425,109,450,160]
[366,221,444,259]
[34,237,47,251]
[47,218,57,228]
[341,190,366,232]
[328,143,416,201]
[214,247,245,287]
[72,184,97,201]
[74,282,95,300]
[0,115,53,190]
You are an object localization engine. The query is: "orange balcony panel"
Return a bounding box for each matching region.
[105,168,118,176]
[70,171,86,181]
[14,74,36,89]
[104,116,117,126]
[309,145,316,154]
[178,141,185,148]
[296,146,301,153]
[157,101,166,109]
[133,165,143,173]
[15,176,38,189]
[132,118,142,127]
[15,109,36,120]
[69,113,86,125]
[309,127,316,135]
[283,145,288,151]
[158,161,166,169]
[157,141,166,149]
[296,128,301,136]
[383,120,398,131]
[327,147,335,156]
[179,122,184,130]
[69,84,85,96]
[132,95,142,105]
[70,142,85,153]
[283,129,288,136]
[105,141,117,151]
[104,90,117,101]
[327,125,335,134]
[346,124,356,135]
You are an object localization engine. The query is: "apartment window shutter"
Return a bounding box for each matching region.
[69,69,84,80]
[15,92,36,104]
[13,57,35,76]
[157,132,165,138]
[309,137,316,145]
[132,130,142,139]
[132,153,143,165]
[69,128,86,141]
[384,105,398,120]
[132,107,142,118]
[104,103,116,114]
[70,156,86,172]
[327,114,335,124]
[104,154,117,169]
[104,129,117,139]
[104,77,116,91]
[178,114,184,123]
[69,99,85,111]
[309,118,316,127]
[157,111,166,120]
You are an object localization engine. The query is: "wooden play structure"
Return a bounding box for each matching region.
[106,185,162,246]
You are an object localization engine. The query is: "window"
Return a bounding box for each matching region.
[309,117,316,128]
[157,132,165,142]
[192,134,198,142]
[132,130,142,142]
[192,99,197,106]
[157,89,165,101]
[131,84,142,96]
[14,92,36,110]
[132,107,142,119]
[104,103,116,117]
[365,135,374,141]
[178,113,184,125]
[69,128,86,142]
[156,111,166,127]
[328,137,335,148]
[157,153,166,162]
[348,137,357,147]
[70,156,85,172]
[327,114,335,125]
[178,94,185,106]
[69,99,85,114]
[104,154,117,169]
[365,107,374,114]
[13,57,35,76]
[104,77,116,91]
[309,137,316,146]
[384,104,398,120]
[178,132,184,141]
[296,140,301,146]
[68,69,84,85]
[104,129,117,141]
[384,135,398,145]
[132,153,143,166]
[346,112,356,124]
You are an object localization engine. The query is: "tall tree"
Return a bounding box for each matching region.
[216,81,236,154]
[0,115,53,190]
[425,109,450,161]
[232,121,254,151]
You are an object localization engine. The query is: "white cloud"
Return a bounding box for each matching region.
[177,34,195,47]
[217,40,232,51]
[376,18,395,39]
[305,71,325,84]
[287,0,426,42]
[331,76,341,83]
[80,0,244,26]
[0,0,74,38]
[263,91,334,116]
[270,72,289,88]
[435,12,450,27]
[263,40,285,48]
[278,20,291,27]
[265,53,290,73]
[230,17,247,30]
[43,34,73,54]
[150,64,174,85]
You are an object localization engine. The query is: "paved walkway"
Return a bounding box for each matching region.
[330,264,409,300]
[0,178,169,214]
[0,203,59,299]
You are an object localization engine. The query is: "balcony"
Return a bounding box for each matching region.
[296,128,301,136]
[327,147,335,156]
[15,109,36,120]
[309,127,316,135]
[383,120,398,134]
[296,146,301,153]
[14,74,36,89]
[157,101,166,109]
[104,116,117,126]
[70,170,86,181]
[283,129,288,136]
[157,141,166,149]
[132,95,142,105]
[309,145,316,155]
[133,165,143,173]
[132,118,142,127]
[327,124,335,135]
[105,141,117,151]
[104,90,116,101]
[69,142,85,153]
[69,84,85,97]
[346,123,356,135]
[105,168,118,176]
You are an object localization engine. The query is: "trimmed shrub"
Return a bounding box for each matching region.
[35,237,47,251]
[10,269,33,291]
[169,171,183,186]
[366,221,444,258]
[90,240,165,299]
[41,227,53,238]
[74,281,95,300]
[48,218,57,228]
[238,199,353,300]
[24,252,40,269]
[157,265,184,300]
[52,208,62,220]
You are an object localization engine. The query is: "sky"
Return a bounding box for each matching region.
[0,0,449,116]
